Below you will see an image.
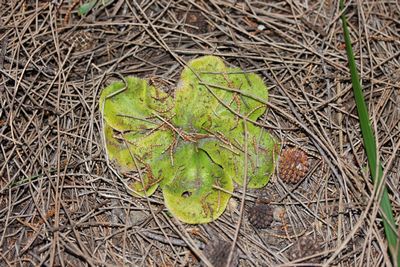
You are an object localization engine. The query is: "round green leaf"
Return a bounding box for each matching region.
[156,143,233,224]
[174,56,230,131]
[100,77,173,132]
[226,67,268,121]
[174,56,269,135]
[103,121,174,197]
[200,123,279,188]
[100,77,175,197]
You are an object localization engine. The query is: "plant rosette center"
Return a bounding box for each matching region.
[100,56,279,224]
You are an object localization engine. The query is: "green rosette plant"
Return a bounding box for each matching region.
[100,56,279,224]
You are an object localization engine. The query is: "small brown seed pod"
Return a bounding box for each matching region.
[279,147,309,184]
[247,204,274,229]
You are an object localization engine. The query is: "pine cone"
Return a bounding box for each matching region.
[279,147,309,184]
[288,235,322,262]
[203,238,239,267]
[247,203,273,229]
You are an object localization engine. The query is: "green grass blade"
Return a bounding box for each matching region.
[340,0,399,264]
[78,0,97,16]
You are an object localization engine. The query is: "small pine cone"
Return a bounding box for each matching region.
[247,204,273,229]
[288,235,322,262]
[203,238,239,267]
[279,147,309,184]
